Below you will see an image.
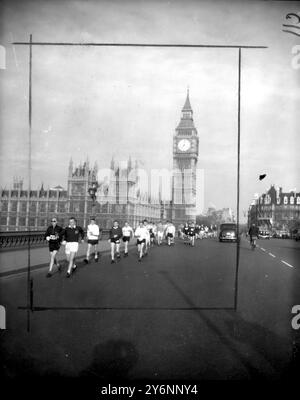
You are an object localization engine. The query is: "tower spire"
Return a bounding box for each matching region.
[68,157,73,177]
[127,156,132,172]
[182,87,192,111]
[110,156,115,171]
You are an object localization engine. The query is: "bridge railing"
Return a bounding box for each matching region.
[0,229,110,251]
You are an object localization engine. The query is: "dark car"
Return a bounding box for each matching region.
[279,230,290,239]
[219,223,238,243]
[294,229,300,241]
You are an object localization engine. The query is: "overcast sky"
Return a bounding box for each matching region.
[0,0,299,220]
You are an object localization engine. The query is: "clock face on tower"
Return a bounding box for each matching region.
[178,139,191,152]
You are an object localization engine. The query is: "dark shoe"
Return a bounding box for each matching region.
[111,259,115,264]
[124,253,128,257]
[72,264,77,271]
[46,272,52,278]
[95,257,98,262]
[66,272,71,278]
[138,257,142,262]
[57,264,62,272]
[84,258,89,264]
[117,253,121,259]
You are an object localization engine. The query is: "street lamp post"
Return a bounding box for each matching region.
[88,182,98,218]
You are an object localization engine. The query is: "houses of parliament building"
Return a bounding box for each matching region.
[0,91,199,231]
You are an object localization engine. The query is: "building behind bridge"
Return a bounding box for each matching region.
[0,158,168,231]
[248,185,300,230]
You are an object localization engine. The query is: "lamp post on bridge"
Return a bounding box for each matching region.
[88,182,98,218]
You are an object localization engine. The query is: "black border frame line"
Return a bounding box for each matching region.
[13,41,267,48]
[19,306,235,311]
[13,36,267,331]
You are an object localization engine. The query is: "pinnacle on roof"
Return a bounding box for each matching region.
[110,156,115,170]
[182,88,192,111]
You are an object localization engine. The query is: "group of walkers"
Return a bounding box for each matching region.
[178,223,218,246]
[44,216,85,278]
[44,217,178,277]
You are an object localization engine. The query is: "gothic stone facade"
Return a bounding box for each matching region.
[0,158,164,231]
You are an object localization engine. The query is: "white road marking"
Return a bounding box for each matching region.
[281,260,294,268]
[256,245,296,269]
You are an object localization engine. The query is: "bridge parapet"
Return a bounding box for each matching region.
[0,230,110,251]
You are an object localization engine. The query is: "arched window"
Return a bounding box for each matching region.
[290,196,294,205]
[276,197,281,205]
[284,196,288,205]
[297,196,300,205]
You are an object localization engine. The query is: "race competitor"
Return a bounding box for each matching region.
[109,220,123,263]
[166,221,176,246]
[188,222,196,246]
[183,222,190,245]
[84,217,100,264]
[134,221,148,262]
[62,217,85,278]
[122,221,134,257]
[199,225,205,240]
[143,220,151,256]
[44,217,63,277]
[157,221,164,245]
[204,225,209,238]
[149,222,157,247]
[195,224,200,240]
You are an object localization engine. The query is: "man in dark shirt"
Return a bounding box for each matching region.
[44,217,63,277]
[183,222,189,244]
[109,220,123,263]
[62,217,85,277]
[188,223,196,247]
[248,224,259,244]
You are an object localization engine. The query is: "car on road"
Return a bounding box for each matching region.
[219,223,238,243]
[279,230,290,239]
[293,229,300,241]
[272,230,290,239]
[258,229,270,239]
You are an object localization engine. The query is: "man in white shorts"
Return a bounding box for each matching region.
[157,221,164,245]
[122,221,133,257]
[143,219,151,256]
[166,221,176,246]
[84,217,100,264]
[62,217,85,277]
[135,221,148,262]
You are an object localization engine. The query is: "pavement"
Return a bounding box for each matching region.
[0,239,136,277]
[1,236,300,381]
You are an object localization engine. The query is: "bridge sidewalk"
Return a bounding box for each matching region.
[0,240,136,277]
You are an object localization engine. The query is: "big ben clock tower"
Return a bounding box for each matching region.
[172,89,199,225]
